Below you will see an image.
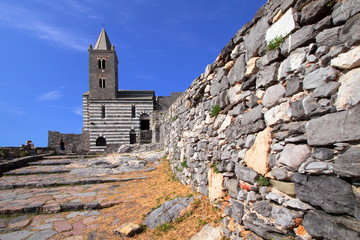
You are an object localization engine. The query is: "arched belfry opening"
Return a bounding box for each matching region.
[140,113,150,130]
[96,137,106,146]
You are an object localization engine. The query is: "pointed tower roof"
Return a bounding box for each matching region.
[93,28,112,50]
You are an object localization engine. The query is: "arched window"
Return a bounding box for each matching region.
[102,59,106,69]
[140,113,150,130]
[99,78,105,88]
[130,130,136,144]
[101,105,105,118]
[131,105,136,118]
[96,137,106,146]
[98,59,101,69]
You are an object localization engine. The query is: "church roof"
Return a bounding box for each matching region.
[93,28,112,50]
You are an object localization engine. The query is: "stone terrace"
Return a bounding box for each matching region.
[0,152,162,240]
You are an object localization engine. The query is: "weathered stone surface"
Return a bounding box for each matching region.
[279,144,311,170]
[226,178,240,199]
[303,210,360,239]
[241,105,263,125]
[283,198,314,211]
[312,148,334,160]
[262,84,285,108]
[288,99,305,119]
[305,161,333,174]
[292,173,357,216]
[235,164,258,184]
[271,206,297,228]
[307,105,360,145]
[244,17,269,60]
[285,76,301,97]
[114,223,143,237]
[144,197,193,229]
[208,168,224,203]
[228,54,246,86]
[190,224,222,240]
[340,13,360,46]
[54,220,73,232]
[27,230,57,240]
[335,68,360,110]
[0,231,33,240]
[245,57,260,77]
[265,8,298,44]
[332,0,360,25]
[254,200,272,218]
[270,167,288,181]
[331,46,360,70]
[302,66,338,90]
[281,25,315,55]
[313,81,340,98]
[230,199,244,224]
[256,62,280,88]
[278,47,306,79]
[264,102,290,126]
[300,0,330,25]
[244,128,272,175]
[316,26,342,46]
[334,147,360,178]
[270,179,296,196]
[210,80,221,97]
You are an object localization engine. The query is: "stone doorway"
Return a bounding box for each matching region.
[130,130,136,144]
[96,137,106,146]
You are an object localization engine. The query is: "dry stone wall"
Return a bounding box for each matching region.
[162,0,360,239]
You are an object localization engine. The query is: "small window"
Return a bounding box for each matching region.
[101,105,105,118]
[102,59,106,69]
[98,59,106,69]
[131,105,136,118]
[96,137,106,146]
[140,113,150,130]
[99,78,105,88]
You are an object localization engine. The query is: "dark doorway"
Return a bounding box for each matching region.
[130,130,136,144]
[140,113,150,130]
[96,137,106,146]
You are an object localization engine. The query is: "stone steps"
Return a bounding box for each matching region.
[28,160,73,165]
[0,177,147,190]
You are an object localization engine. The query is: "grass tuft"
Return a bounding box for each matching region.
[266,35,285,52]
[211,105,221,117]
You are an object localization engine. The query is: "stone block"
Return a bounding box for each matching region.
[302,66,338,90]
[279,144,311,170]
[241,105,263,125]
[312,148,334,160]
[265,8,298,44]
[280,25,315,56]
[190,224,222,240]
[303,210,360,239]
[208,168,225,203]
[264,102,290,126]
[339,13,360,46]
[271,207,297,228]
[307,105,360,146]
[228,54,246,86]
[316,26,342,46]
[114,223,143,237]
[278,47,306,80]
[334,147,360,178]
[335,67,360,109]
[313,81,340,98]
[285,76,301,97]
[292,173,357,216]
[244,17,269,60]
[262,84,285,108]
[332,0,360,25]
[245,57,260,77]
[270,179,296,196]
[244,127,272,175]
[300,0,330,25]
[235,164,258,184]
[305,161,333,174]
[331,46,360,70]
[256,62,280,88]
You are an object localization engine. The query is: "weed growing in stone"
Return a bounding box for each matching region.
[256,175,270,187]
[266,35,285,52]
[156,222,176,233]
[181,160,188,168]
[171,116,177,122]
[211,105,221,117]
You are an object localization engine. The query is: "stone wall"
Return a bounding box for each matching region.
[48,131,88,154]
[0,147,52,161]
[162,0,360,239]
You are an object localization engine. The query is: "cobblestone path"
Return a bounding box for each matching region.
[0,151,163,240]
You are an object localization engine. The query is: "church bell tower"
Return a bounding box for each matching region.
[88,28,118,99]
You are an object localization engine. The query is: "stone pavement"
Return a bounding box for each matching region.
[0,151,162,240]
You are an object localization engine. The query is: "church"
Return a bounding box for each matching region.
[48,29,181,153]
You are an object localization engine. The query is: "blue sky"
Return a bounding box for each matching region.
[0,0,267,147]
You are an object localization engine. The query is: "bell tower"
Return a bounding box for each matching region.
[88,28,118,99]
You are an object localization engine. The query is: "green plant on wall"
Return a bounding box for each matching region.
[211,105,221,117]
[256,175,270,187]
[171,116,177,122]
[266,35,285,52]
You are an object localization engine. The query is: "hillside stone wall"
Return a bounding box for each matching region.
[161,0,360,239]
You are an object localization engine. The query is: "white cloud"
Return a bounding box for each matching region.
[73,106,83,116]
[37,90,63,101]
[0,2,90,51]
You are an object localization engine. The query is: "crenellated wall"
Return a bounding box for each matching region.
[161,0,360,239]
